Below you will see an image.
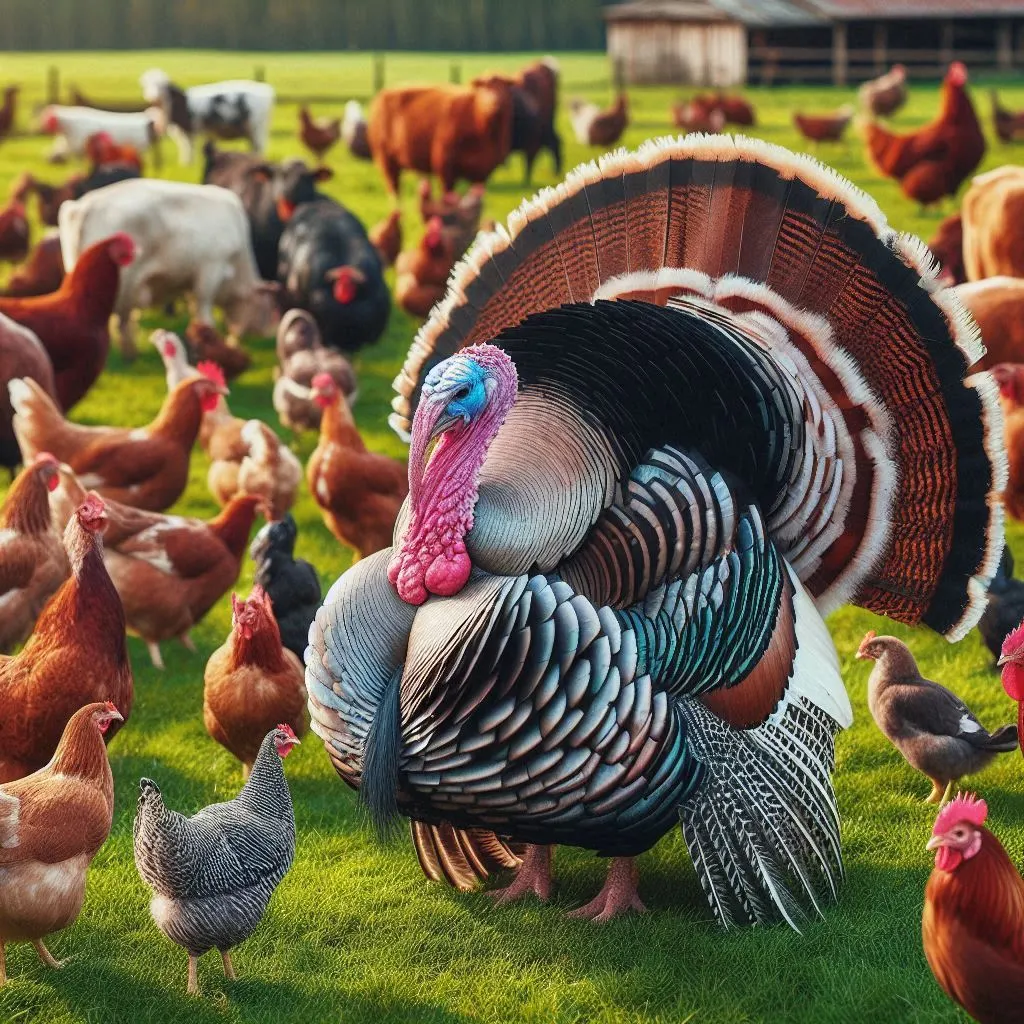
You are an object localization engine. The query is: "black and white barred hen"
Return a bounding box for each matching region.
[132,726,299,994]
[307,135,1005,929]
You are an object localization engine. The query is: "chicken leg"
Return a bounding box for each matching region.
[925,777,950,804]
[33,939,64,969]
[489,844,552,905]
[1,941,6,986]
[568,857,646,923]
[221,949,236,980]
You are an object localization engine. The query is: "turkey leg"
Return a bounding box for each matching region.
[489,844,552,904]
[568,857,646,923]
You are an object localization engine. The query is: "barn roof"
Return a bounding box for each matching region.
[604,0,1024,23]
[813,0,1024,15]
[603,0,826,26]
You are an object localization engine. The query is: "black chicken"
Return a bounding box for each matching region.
[276,198,390,352]
[978,546,1024,668]
[250,514,321,660]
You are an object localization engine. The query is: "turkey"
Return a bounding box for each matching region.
[306,135,1006,929]
[132,726,299,994]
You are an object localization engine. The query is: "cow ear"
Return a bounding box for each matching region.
[246,163,275,184]
[313,166,334,182]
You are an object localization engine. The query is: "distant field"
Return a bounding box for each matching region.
[0,49,1022,1024]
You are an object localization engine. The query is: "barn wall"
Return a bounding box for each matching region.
[608,20,746,86]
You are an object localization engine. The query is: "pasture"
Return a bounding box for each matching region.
[0,50,1021,1024]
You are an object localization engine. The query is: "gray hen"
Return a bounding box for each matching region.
[132,726,299,994]
[857,632,1018,803]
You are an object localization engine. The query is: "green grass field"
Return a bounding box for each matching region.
[0,49,1022,1024]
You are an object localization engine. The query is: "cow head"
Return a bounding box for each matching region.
[272,159,333,221]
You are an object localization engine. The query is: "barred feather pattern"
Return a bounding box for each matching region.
[132,732,295,955]
[679,696,842,930]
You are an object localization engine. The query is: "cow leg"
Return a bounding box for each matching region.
[376,156,401,203]
[191,268,220,327]
[548,132,563,176]
[113,297,138,362]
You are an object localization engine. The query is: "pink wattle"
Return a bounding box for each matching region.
[934,846,962,873]
[388,345,518,606]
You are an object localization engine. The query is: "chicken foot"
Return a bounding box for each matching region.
[221,949,237,980]
[33,939,65,969]
[489,844,552,905]
[568,857,646,923]
[925,778,955,804]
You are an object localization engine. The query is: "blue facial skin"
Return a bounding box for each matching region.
[427,356,490,424]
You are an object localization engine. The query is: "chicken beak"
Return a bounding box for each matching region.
[925,835,945,851]
[998,654,1010,667]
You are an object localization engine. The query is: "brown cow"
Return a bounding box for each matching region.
[367,82,513,199]
[955,277,1024,371]
[472,58,561,184]
[962,166,1024,280]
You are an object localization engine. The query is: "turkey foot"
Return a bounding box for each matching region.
[221,949,237,980]
[187,954,199,995]
[568,857,646,923]
[33,939,65,969]
[489,844,552,904]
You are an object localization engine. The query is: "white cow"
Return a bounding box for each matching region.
[140,70,275,164]
[40,105,161,163]
[58,179,278,360]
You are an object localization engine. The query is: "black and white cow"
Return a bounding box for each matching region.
[140,70,274,164]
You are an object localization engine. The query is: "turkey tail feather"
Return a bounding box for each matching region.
[360,667,403,839]
[681,569,847,928]
[392,134,1004,641]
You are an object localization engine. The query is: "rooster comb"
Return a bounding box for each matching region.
[934,793,988,835]
[277,723,297,739]
[197,361,226,388]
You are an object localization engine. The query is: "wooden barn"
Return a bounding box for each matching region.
[604,0,1024,85]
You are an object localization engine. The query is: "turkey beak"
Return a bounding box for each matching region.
[428,409,462,442]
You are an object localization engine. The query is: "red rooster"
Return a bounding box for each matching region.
[999,620,1024,738]
[0,495,132,783]
[84,131,142,173]
[865,61,985,207]
[0,233,134,411]
[923,793,1024,1022]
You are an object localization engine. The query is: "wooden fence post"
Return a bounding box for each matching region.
[450,61,461,85]
[47,65,59,105]
[832,24,848,87]
[997,19,1013,72]
[373,52,385,93]
[254,65,265,82]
